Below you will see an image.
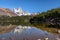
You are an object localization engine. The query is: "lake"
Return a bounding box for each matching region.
[0,25,60,40]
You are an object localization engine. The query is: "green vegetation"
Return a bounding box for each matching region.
[0,8,60,34]
[30,8,60,34]
[0,8,60,28]
[0,15,34,26]
[30,8,60,28]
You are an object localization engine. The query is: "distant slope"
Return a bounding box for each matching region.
[0,8,17,17]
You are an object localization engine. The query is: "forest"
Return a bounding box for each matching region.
[30,8,60,28]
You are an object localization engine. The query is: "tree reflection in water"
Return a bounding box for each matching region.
[0,25,60,40]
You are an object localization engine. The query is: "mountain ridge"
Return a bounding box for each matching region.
[0,8,17,17]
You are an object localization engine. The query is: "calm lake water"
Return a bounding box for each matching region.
[0,25,60,40]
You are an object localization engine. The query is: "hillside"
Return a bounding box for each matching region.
[30,8,60,28]
[0,8,17,17]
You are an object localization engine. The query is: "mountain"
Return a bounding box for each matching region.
[0,8,17,17]
[13,7,31,16]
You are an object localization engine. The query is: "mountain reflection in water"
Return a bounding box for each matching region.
[0,25,60,40]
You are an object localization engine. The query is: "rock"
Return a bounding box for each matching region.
[0,8,17,17]
[58,30,60,34]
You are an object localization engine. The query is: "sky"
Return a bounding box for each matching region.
[0,0,60,13]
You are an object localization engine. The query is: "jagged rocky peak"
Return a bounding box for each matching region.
[0,8,17,17]
[13,7,31,16]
